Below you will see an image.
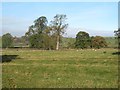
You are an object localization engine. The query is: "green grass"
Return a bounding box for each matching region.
[104,37,118,48]
[0,37,2,48]
[2,48,118,88]
[61,37,75,48]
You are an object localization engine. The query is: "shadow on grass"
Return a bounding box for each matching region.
[0,55,18,63]
[112,52,120,55]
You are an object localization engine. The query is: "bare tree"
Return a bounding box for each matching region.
[50,14,68,50]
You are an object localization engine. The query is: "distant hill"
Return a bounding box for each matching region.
[0,36,118,48]
[61,37,118,48]
[104,37,118,48]
[0,37,2,48]
[61,37,75,48]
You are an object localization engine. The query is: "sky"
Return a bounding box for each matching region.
[1,2,118,37]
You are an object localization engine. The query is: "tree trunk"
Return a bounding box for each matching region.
[56,35,59,50]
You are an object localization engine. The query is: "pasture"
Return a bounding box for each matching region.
[2,48,118,88]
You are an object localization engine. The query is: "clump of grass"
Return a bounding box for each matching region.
[103,51,107,54]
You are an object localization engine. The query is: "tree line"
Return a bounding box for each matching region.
[2,14,119,49]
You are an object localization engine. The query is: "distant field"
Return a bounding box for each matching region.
[0,36,117,48]
[104,37,118,48]
[0,38,2,48]
[62,37,117,48]
[2,48,118,88]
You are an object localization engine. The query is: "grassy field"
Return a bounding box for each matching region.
[0,37,2,48]
[2,48,118,88]
[104,37,118,48]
